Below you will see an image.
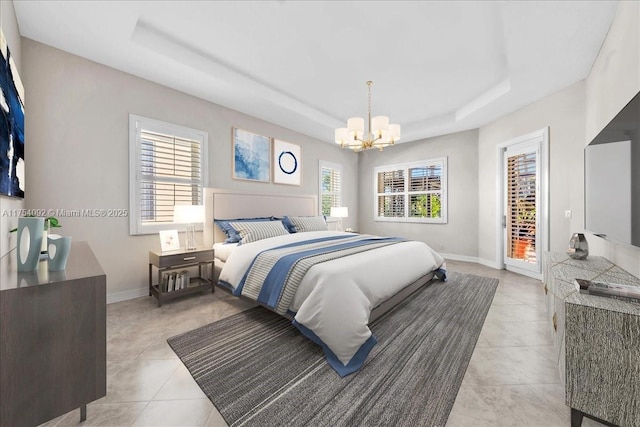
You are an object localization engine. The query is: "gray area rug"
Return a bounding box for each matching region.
[167,271,498,427]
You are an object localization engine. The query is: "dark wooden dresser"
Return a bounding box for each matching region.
[0,241,106,426]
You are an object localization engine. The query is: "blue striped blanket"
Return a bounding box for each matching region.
[234,234,406,315]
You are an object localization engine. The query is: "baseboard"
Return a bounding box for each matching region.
[440,253,478,263]
[440,253,479,264]
[441,253,504,271]
[478,258,503,270]
[107,287,148,304]
[445,255,541,279]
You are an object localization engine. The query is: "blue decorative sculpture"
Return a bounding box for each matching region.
[47,234,72,271]
[17,217,44,272]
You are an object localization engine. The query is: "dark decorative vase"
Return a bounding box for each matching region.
[568,233,589,260]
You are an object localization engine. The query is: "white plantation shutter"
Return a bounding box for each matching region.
[377,170,405,217]
[408,165,443,219]
[129,115,208,235]
[319,161,342,216]
[139,130,202,223]
[506,151,536,260]
[375,158,447,223]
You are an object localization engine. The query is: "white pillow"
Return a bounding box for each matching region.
[287,216,328,233]
[229,220,289,244]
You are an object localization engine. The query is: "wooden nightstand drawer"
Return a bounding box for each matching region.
[149,248,214,268]
[148,247,215,307]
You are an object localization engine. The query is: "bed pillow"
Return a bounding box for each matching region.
[214,217,273,243]
[279,216,296,233]
[285,215,328,233]
[212,242,237,262]
[229,220,290,245]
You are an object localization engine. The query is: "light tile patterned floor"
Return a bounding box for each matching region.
[40,260,604,426]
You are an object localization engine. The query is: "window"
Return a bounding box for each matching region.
[319,160,342,216]
[374,157,447,223]
[129,114,208,235]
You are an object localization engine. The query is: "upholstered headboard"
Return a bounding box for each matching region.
[203,188,318,246]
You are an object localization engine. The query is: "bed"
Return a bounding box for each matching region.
[203,188,446,376]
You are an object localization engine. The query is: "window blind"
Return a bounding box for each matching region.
[320,164,342,216]
[129,114,207,235]
[506,151,536,261]
[139,130,202,224]
[377,169,405,217]
[374,158,447,223]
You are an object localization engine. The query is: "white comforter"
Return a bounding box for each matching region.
[219,231,445,371]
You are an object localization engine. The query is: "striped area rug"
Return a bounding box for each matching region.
[167,271,498,427]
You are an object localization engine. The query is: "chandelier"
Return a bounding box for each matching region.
[334,81,401,152]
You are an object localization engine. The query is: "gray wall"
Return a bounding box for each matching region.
[478,80,586,267]
[21,39,358,301]
[358,129,479,259]
[477,1,640,276]
[0,0,23,258]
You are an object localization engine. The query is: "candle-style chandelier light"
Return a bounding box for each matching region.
[334,81,401,152]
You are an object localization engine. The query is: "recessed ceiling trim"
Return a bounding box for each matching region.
[130,18,342,130]
[455,78,511,122]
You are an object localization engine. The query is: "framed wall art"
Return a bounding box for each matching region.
[232,128,271,182]
[273,139,301,186]
[159,229,180,252]
[0,29,25,198]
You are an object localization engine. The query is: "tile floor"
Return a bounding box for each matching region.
[40,260,604,426]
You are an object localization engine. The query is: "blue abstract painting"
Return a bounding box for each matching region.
[0,29,25,198]
[233,128,270,182]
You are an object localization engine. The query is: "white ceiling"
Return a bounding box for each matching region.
[13,1,617,144]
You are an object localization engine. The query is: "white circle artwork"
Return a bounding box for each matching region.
[273,140,301,185]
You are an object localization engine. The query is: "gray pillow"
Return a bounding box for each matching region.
[286,216,328,233]
[229,220,290,244]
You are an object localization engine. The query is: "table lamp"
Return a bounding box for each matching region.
[330,206,349,232]
[173,205,205,250]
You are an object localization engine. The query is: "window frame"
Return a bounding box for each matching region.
[129,114,208,235]
[318,160,343,217]
[374,157,448,224]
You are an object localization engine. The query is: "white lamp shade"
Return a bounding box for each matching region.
[335,128,348,144]
[173,205,205,224]
[330,206,349,218]
[347,117,365,133]
[371,116,389,134]
[389,123,401,142]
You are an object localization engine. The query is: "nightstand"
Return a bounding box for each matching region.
[148,247,214,307]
